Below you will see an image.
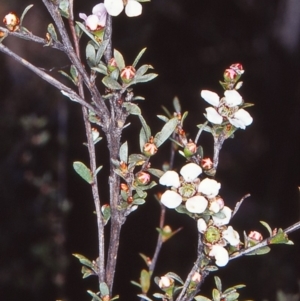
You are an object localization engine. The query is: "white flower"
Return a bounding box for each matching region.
[180,163,202,182]
[159,163,203,210]
[79,3,107,30]
[209,245,229,267]
[224,90,242,107]
[201,89,252,129]
[228,109,253,129]
[104,0,142,17]
[222,226,240,246]
[186,196,208,214]
[212,206,232,226]
[160,190,182,209]
[198,178,221,198]
[197,218,207,233]
[159,170,180,188]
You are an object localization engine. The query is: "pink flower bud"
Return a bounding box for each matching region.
[120,66,136,83]
[191,272,201,283]
[248,231,263,242]
[184,141,197,157]
[107,58,118,73]
[201,158,213,170]
[230,63,244,75]
[223,68,238,81]
[143,137,158,157]
[3,12,20,32]
[136,172,151,185]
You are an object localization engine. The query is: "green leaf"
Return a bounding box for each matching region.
[102,76,122,90]
[165,272,184,285]
[136,64,151,77]
[87,290,102,301]
[128,154,147,165]
[70,65,79,84]
[132,48,147,68]
[76,21,100,45]
[224,292,239,301]
[134,73,158,84]
[101,205,111,225]
[92,64,108,76]
[139,253,151,267]
[130,280,142,288]
[140,269,150,293]
[212,288,221,301]
[147,168,164,178]
[132,199,146,205]
[153,293,165,299]
[139,115,151,143]
[47,23,58,42]
[156,115,169,123]
[58,70,76,85]
[99,282,109,297]
[114,49,125,70]
[73,161,93,184]
[194,296,211,301]
[81,266,95,278]
[59,0,70,18]
[86,42,96,66]
[214,276,222,292]
[123,102,142,115]
[135,189,147,199]
[119,141,128,163]
[260,221,272,236]
[246,246,271,256]
[140,127,148,153]
[72,253,93,268]
[154,118,178,147]
[20,4,34,27]
[173,96,181,113]
[96,39,109,63]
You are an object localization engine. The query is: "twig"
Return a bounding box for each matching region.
[213,133,226,171]
[230,220,300,261]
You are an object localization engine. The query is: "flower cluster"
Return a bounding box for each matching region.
[79,3,107,31]
[200,64,253,129]
[159,162,240,266]
[104,0,142,17]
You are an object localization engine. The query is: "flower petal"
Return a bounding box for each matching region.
[201,90,220,106]
[222,226,240,246]
[104,0,124,16]
[125,0,142,17]
[209,245,229,267]
[160,190,182,209]
[224,90,242,107]
[212,206,232,226]
[180,163,202,182]
[79,13,87,21]
[197,218,207,233]
[229,109,253,129]
[85,14,100,31]
[205,107,223,124]
[198,178,221,198]
[159,170,180,188]
[186,195,208,213]
[92,3,107,26]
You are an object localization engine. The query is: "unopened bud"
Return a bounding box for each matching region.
[158,276,174,289]
[136,172,151,185]
[184,141,197,157]
[143,138,158,157]
[3,12,20,32]
[120,183,129,192]
[201,158,213,170]
[107,58,118,73]
[230,63,244,75]
[127,196,133,204]
[191,272,201,283]
[91,128,100,141]
[223,68,238,82]
[120,66,136,84]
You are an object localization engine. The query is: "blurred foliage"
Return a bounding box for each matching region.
[1,0,300,300]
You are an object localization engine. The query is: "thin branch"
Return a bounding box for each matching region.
[213,133,226,171]
[230,220,300,261]
[0,26,65,51]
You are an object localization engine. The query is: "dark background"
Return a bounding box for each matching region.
[1,0,300,300]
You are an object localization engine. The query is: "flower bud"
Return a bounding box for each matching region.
[3,12,20,32]
[120,66,136,84]
[119,161,128,172]
[135,172,150,185]
[91,128,100,141]
[248,231,263,242]
[191,272,201,283]
[120,183,129,192]
[143,138,158,157]
[158,276,174,289]
[223,68,238,82]
[230,63,244,75]
[183,141,197,157]
[127,196,133,204]
[107,58,118,73]
[201,158,213,170]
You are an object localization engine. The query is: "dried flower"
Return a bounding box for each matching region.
[3,12,20,32]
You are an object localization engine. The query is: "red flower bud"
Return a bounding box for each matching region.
[223,68,238,81]
[3,12,20,32]
[107,58,118,73]
[201,158,213,170]
[120,66,136,84]
[230,63,244,75]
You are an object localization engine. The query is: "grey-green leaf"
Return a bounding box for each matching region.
[47,23,58,41]
[123,103,141,115]
[194,296,211,301]
[100,282,109,297]
[96,39,109,63]
[214,276,222,292]
[119,141,128,163]
[132,48,147,68]
[73,161,93,184]
[139,115,151,140]
[135,73,158,84]
[20,4,34,27]
[154,118,177,147]
[102,76,122,90]
[114,49,125,70]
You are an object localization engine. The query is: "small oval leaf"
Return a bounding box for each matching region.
[73,161,93,184]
